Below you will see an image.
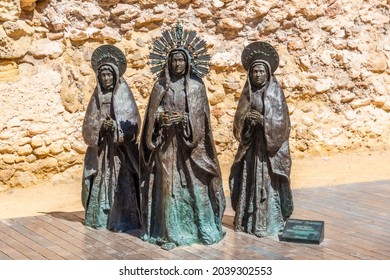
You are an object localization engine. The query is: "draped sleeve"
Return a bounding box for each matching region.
[112,78,141,145]
[233,82,251,143]
[82,88,101,148]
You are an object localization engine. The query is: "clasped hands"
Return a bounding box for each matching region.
[159,111,188,127]
[102,117,115,132]
[246,109,263,125]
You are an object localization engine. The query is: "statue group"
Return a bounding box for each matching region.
[81,24,293,250]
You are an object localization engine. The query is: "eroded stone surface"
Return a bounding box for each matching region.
[1,0,390,189]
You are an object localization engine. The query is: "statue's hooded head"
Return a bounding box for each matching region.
[248,60,271,88]
[91,45,126,91]
[98,64,118,90]
[168,49,190,78]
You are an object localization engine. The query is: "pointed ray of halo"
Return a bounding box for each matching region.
[150,53,166,60]
[174,23,184,45]
[159,34,172,50]
[186,30,197,47]
[149,23,211,78]
[191,37,201,48]
[161,30,172,46]
[182,30,190,46]
[153,40,168,53]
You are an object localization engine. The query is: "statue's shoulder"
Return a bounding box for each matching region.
[189,74,205,90]
[152,78,166,91]
[117,77,132,91]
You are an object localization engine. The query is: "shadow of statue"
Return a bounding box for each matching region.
[42,210,85,224]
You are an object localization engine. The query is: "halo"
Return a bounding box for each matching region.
[91,45,127,77]
[241,42,279,73]
[149,23,211,78]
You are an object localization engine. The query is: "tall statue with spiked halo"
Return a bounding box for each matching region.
[140,23,225,250]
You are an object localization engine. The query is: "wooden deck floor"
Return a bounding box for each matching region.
[0,180,389,260]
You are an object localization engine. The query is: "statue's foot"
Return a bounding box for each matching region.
[254,231,267,238]
[161,242,176,251]
[234,227,243,232]
[140,233,149,241]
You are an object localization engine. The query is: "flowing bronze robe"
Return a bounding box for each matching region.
[229,67,293,237]
[140,68,225,246]
[82,64,140,231]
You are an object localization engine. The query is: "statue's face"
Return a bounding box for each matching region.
[170,52,187,77]
[99,69,114,89]
[251,64,267,87]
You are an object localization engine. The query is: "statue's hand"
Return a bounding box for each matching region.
[246,110,263,125]
[170,111,183,125]
[103,117,115,132]
[159,111,172,126]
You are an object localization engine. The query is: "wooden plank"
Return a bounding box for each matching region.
[33,215,110,260]
[21,216,82,260]
[0,219,62,260]
[57,211,193,260]
[0,236,29,260]
[295,195,390,246]
[57,212,176,260]
[0,249,12,260]
[292,203,389,259]
[69,211,211,260]
[191,243,240,260]
[181,244,221,260]
[36,214,120,260]
[9,217,74,260]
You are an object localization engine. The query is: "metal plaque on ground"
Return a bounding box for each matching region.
[278,219,324,245]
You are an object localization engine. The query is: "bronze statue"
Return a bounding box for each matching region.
[140,24,225,250]
[82,45,141,231]
[229,42,293,237]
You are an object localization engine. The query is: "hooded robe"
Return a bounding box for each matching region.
[229,60,293,237]
[82,63,141,231]
[140,50,225,247]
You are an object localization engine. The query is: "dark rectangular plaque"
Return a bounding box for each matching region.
[278,219,324,245]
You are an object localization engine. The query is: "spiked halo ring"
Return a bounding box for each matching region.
[91,44,127,77]
[149,23,211,78]
[241,42,279,74]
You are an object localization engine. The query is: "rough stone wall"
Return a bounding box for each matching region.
[0,0,389,189]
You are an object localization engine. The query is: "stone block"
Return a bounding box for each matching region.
[218,18,243,30]
[0,169,14,183]
[98,0,119,6]
[20,0,37,11]
[2,155,16,164]
[71,141,87,154]
[0,0,21,22]
[30,39,65,59]
[2,20,34,39]
[17,144,33,156]
[9,171,38,188]
[28,124,48,136]
[31,136,44,148]
[33,146,50,158]
[0,60,19,82]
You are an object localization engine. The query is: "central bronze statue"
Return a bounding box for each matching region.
[229,42,293,237]
[140,24,225,250]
